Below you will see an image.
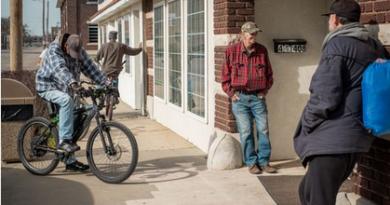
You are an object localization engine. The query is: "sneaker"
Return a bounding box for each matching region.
[248,163,262,174]
[260,164,277,173]
[66,161,90,172]
[58,139,80,153]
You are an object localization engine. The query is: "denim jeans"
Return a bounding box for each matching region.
[38,90,76,164]
[232,93,271,166]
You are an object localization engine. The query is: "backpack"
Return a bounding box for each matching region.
[361,58,390,137]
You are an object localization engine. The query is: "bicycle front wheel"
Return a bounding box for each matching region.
[86,121,138,184]
[17,117,59,175]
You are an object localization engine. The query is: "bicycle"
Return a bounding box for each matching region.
[104,77,119,121]
[94,61,124,121]
[17,81,139,184]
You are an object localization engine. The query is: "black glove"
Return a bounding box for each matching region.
[71,83,92,97]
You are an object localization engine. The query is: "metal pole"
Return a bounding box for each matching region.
[46,0,49,42]
[10,0,23,72]
[42,0,45,48]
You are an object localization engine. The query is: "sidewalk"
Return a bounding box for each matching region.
[1,47,375,205]
[2,101,281,205]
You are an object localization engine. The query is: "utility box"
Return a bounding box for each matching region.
[1,78,35,162]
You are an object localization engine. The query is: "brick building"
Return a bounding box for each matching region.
[56,0,99,51]
[91,0,390,203]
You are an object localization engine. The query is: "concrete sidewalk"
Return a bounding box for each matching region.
[1,46,375,205]
[2,100,375,205]
[1,101,280,205]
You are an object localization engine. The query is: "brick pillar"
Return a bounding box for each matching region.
[353,1,390,204]
[145,0,154,97]
[214,0,255,133]
[360,0,390,54]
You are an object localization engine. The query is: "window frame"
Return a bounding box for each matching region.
[153,3,166,102]
[153,0,208,122]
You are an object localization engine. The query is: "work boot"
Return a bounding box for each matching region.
[260,164,277,173]
[248,163,262,174]
[58,139,80,153]
[65,160,90,172]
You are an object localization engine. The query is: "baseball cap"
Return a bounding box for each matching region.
[109,31,118,39]
[322,0,361,22]
[67,34,82,59]
[241,22,262,33]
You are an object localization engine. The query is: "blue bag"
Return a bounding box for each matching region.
[362,59,390,136]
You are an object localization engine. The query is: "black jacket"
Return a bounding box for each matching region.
[293,33,385,166]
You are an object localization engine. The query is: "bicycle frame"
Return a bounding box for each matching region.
[18,81,139,183]
[41,83,117,156]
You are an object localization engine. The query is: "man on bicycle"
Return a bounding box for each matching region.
[94,30,143,90]
[36,33,111,172]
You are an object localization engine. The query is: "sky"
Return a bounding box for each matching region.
[1,0,61,36]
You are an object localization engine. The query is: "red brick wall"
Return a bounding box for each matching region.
[353,138,390,205]
[59,0,97,50]
[353,2,390,204]
[214,0,254,133]
[145,0,153,97]
[360,0,390,53]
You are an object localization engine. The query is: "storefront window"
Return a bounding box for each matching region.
[154,0,205,118]
[124,15,131,74]
[117,18,122,43]
[168,0,182,107]
[187,0,205,117]
[154,5,165,99]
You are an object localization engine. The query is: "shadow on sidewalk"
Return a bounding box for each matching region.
[273,159,302,170]
[2,167,94,205]
[131,155,207,184]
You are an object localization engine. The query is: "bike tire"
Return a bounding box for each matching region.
[106,95,114,121]
[86,121,138,184]
[17,117,60,175]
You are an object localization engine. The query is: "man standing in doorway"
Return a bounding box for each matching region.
[95,31,143,88]
[294,0,387,204]
[221,22,276,175]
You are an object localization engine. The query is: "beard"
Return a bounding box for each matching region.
[244,38,256,48]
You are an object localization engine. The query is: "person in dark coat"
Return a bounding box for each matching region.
[293,0,387,204]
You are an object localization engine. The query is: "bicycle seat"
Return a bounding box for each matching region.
[45,100,59,118]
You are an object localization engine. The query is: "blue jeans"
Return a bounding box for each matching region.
[232,93,271,166]
[38,90,76,164]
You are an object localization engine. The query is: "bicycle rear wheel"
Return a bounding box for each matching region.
[17,117,59,175]
[86,121,138,184]
[105,95,115,121]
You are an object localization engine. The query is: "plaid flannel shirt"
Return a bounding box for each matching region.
[221,41,274,98]
[36,41,110,96]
